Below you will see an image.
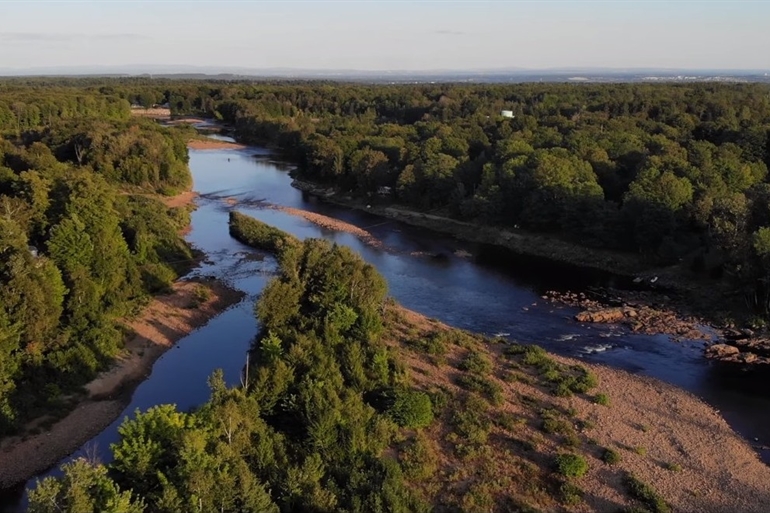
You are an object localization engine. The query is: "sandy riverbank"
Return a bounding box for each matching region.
[187,138,247,150]
[161,190,198,209]
[0,279,243,489]
[390,304,770,513]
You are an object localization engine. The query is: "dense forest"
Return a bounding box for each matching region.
[0,84,194,436]
[210,82,770,316]
[12,79,763,314]
[6,80,770,316]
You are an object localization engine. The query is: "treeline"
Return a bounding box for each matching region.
[39,78,765,313]
[146,80,767,315]
[30,217,429,512]
[6,77,770,305]
[0,110,193,435]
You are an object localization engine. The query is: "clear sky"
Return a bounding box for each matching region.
[0,0,768,72]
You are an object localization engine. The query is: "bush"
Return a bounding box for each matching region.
[389,389,434,428]
[456,374,502,404]
[451,395,491,446]
[410,332,448,357]
[541,417,571,436]
[601,447,621,465]
[458,350,493,375]
[594,393,610,406]
[560,482,584,505]
[399,433,438,480]
[554,453,589,479]
[623,474,671,513]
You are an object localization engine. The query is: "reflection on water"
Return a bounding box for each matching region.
[3,139,769,511]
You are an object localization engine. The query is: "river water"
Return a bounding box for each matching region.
[3,137,769,510]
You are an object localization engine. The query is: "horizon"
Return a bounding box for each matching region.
[1,0,769,73]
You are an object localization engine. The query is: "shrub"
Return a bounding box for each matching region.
[389,389,434,428]
[623,473,671,513]
[451,395,491,447]
[570,366,598,393]
[541,417,571,436]
[521,345,556,371]
[560,482,584,505]
[456,374,502,404]
[494,412,525,431]
[399,433,438,480]
[634,446,647,456]
[594,393,610,406]
[664,462,682,472]
[554,453,589,479]
[458,350,493,375]
[410,332,448,356]
[602,448,621,465]
[563,432,581,448]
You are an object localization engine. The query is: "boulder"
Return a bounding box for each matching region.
[575,308,627,323]
[705,344,740,359]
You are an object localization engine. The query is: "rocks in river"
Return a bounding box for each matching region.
[705,343,740,359]
[545,289,710,341]
[732,338,770,357]
[705,338,770,366]
[575,308,630,323]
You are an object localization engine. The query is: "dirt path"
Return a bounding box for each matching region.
[0,280,243,489]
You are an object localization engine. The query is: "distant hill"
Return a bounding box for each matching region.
[1,64,769,83]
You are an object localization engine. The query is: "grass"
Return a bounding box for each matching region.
[633,446,648,456]
[594,393,610,406]
[663,462,682,472]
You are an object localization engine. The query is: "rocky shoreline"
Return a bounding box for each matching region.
[542,289,770,368]
[290,178,770,371]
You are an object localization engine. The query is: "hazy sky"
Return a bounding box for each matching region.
[0,0,768,71]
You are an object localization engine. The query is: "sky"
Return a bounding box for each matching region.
[0,0,768,73]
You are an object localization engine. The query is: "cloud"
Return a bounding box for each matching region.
[0,32,148,43]
[434,30,466,36]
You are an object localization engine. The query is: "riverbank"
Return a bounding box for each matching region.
[290,179,770,366]
[0,279,243,489]
[388,304,770,512]
[291,179,661,277]
[187,138,247,150]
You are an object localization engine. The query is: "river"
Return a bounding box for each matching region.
[2,136,769,510]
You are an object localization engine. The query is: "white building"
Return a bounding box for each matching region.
[501,110,515,118]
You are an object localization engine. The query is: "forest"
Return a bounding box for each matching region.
[2,78,770,435]
[0,83,194,436]
[3,78,770,512]
[9,78,763,315]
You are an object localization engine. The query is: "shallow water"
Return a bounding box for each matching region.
[3,138,769,511]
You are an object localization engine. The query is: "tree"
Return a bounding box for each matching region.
[28,459,145,513]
